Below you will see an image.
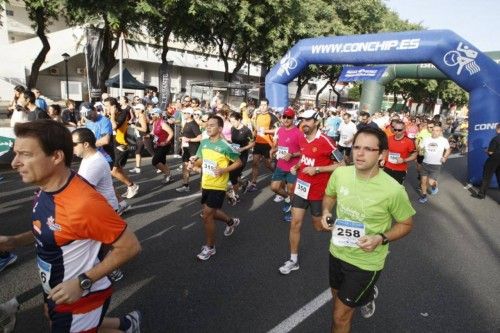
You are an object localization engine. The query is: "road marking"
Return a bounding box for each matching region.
[141,225,175,243]
[267,288,332,333]
[132,192,201,209]
[182,222,197,230]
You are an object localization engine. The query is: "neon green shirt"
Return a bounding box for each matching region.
[325,166,415,271]
[196,137,239,191]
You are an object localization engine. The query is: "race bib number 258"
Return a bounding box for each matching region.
[331,219,365,248]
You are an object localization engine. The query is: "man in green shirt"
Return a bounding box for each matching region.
[322,127,415,333]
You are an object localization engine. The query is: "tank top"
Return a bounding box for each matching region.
[153,119,169,146]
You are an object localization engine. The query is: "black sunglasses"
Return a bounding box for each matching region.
[72,142,83,147]
[393,128,404,132]
[282,116,294,120]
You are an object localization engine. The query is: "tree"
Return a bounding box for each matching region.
[66,0,143,92]
[24,0,63,89]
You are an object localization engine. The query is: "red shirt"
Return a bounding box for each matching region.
[296,131,336,200]
[384,135,415,172]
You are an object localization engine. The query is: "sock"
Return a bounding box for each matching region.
[118,315,132,331]
[284,196,291,203]
[290,253,298,263]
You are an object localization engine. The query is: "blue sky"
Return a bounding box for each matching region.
[385,0,500,51]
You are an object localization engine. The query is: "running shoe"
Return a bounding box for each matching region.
[108,269,124,282]
[124,310,142,333]
[116,201,131,216]
[129,167,141,174]
[126,184,140,199]
[224,218,240,236]
[283,212,292,223]
[373,285,379,299]
[176,185,190,193]
[240,179,249,193]
[430,186,439,195]
[418,195,428,204]
[360,299,376,318]
[162,175,172,184]
[197,245,216,261]
[0,253,17,273]
[246,182,258,192]
[282,201,292,214]
[279,260,299,275]
[0,298,19,333]
[273,195,284,203]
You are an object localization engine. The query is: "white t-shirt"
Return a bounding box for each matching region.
[78,151,119,210]
[10,109,28,128]
[338,121,357,147]
[420,136,450,165]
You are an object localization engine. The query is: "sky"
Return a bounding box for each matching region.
[385,0,500,51]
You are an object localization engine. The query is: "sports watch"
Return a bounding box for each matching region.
[78,273,92,291]
[378,233,389,245]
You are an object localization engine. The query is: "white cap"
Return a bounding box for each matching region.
[298,109,318,120]
[133,103,145,110]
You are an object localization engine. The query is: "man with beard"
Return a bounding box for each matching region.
[18,91,50,121]
[278,110,340,275]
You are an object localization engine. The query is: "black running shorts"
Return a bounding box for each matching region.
[201,189,226,209]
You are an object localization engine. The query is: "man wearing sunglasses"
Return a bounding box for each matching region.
[322,126,415,330]
[381,120,417,184]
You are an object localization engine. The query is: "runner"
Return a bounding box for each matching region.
[176,107,202,192]
[321,126,415,331]
[270,107,302,222]
[4,120,142,332]
[128,103,155,174]
[472,123,500,199]
[279,110,340,275]
[150,108,174,183]
[187,115,243,261]
[415,120,433,184]
[418,124,451,203]
[337,113,357,164]
[381,120,417,184]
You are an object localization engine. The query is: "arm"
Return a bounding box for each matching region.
[357,216,413,252]
[161,122,174,144]
[321,194,337,230]
[215,158,243,177]
[95,134,111,147]
[0,231,34,252]
[441,147,452,163]
[48,228,141,304]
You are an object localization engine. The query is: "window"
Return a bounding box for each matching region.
[6,10,14,16]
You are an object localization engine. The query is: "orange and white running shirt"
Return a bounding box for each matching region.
[32,172,126,315]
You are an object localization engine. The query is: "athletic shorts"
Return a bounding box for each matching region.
[337,145,351,157]
[329,254,381,308]
[416,154,424,164]
[152,145,170,166]
[383,167,407,184]
[201,189,226,209]
[253,143,271,157]
[271,166,297,184]
[49,295,111,333]
[291,195,322,217]
[421,162,441,180]
[229,152,248,185]
[181,146,198,162]
[113,146,129,168]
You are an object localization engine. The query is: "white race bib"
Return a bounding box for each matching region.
[258,127,265,136]
[182,138,189,148]
[294,179,311,199]
[202,160,217,177]
[37,256,52,293]
[276,146,289,160]
[331,219,365,248]
[408,133,416,139]
[231,143,240,151]
[388,152,400,164]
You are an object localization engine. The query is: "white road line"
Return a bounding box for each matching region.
[132,192,201,209]
[182,222,197,230]
[267,288,332,333]
[141,225,175,243]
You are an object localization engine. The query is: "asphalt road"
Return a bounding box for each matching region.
[0,154,499,332]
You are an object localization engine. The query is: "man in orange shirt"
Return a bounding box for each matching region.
[247,99,279,192]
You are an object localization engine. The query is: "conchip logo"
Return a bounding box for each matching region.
[474,123,497,131]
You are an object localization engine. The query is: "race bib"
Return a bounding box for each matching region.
[202,160,217,177]
[294,179,311,199]
[331,219,365,248]
[388,152,400,164]
[134,128,141,138]
[182,138,189,148]
[408,133,416,139]
[258,127,265,136]
[37,256,52,293]
[276,146,289,160]
[231,143,240,151]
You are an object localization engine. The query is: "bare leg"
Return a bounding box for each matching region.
[289,207,305,254]
[111,167,133,187]
[202,205,217,247]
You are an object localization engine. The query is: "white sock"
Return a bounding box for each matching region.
[284,196,291,203]
[290,253,298,263]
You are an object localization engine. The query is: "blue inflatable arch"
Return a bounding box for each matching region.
[265,29,500,186]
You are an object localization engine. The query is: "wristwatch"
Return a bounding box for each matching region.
[315,167,320,174]
[378,233,389,245]
[78,273,92,291]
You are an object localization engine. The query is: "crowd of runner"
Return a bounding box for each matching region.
[1,84,495,333]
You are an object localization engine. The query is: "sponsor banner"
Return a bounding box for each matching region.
[0,132,14,157]
[311,39,420,54]
[85,27,104,99]
[158,61,173,110]
[339,66,387,82]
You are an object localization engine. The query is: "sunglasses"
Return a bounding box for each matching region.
[393,128,404,132]
[72,142,83,147]
[282,116,294,120]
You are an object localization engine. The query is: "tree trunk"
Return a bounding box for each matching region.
[391,93,398,108]
[98,19,119,93]
[27,7,50,89]
[315,79,331,107]
[294,75,308,103]
[161,28,172,64]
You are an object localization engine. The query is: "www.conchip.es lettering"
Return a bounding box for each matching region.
[311,39,420,54]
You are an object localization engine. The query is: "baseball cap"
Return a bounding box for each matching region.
[150,107,163,115]
[283,107,295,118]
[80,102,94,117]
[133,103,145,110]
[298,109,318,120]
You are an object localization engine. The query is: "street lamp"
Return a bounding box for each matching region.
[61,53,70,100]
